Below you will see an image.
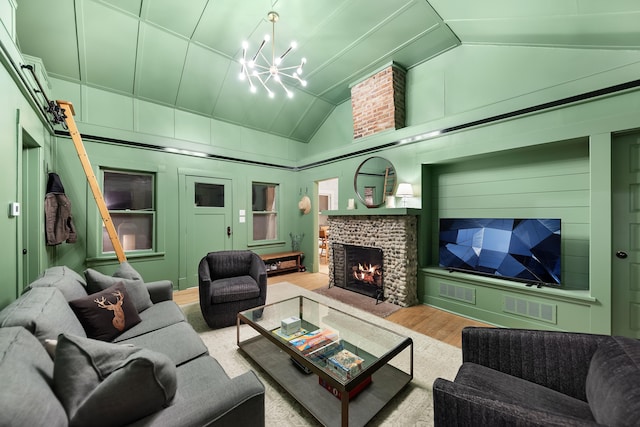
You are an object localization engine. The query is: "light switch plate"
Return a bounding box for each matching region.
[10,202,20,217]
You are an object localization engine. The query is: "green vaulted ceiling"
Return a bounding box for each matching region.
[15,0,640,142]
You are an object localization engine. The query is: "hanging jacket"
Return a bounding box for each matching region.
[45,172,77,245]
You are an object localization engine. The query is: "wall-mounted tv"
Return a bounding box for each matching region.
[439,218,561,287]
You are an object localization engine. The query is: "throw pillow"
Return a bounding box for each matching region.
[84,268,153,312]
[53,333,177,427]
[112,261,144,281]
[69,282,141,341]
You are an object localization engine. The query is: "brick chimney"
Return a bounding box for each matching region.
[351,63,406,139]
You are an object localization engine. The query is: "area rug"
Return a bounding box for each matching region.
[312,285,401,318]
[181,282,461,426]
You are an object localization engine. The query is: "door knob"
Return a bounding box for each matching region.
[227,226,232,237]
[616,251,628,259]
[22,249,27,255]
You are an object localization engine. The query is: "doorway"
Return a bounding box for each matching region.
[21,131,42,292]
[318,178,338,274]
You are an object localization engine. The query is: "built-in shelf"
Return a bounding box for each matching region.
[422,267,596,305]
[322,208,421,216]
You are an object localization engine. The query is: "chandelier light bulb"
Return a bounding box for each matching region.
[238,11,309,98]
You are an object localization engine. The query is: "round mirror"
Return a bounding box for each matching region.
[353,156,396,208]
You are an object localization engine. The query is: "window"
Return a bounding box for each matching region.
[102,170,155,253]
[252,182,278,241]
[195,182,224,207]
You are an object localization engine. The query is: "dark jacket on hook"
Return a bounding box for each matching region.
[45,172,77,245]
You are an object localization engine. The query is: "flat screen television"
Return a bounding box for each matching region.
[439,218,561,287]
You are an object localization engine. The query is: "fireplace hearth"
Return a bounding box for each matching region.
[333,244,384,302]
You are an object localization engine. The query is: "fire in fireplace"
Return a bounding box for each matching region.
[333,244,384,303]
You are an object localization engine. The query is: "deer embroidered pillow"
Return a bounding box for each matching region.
[69,282,141,341]
[84,266,153,312]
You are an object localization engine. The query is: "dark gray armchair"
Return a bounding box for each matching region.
[198,250,267,329]
[433,327,640,427]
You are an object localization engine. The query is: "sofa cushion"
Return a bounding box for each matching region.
[69,282,141,341]
[114,300,187,340]
[23,265,87,301]
[210,276,260,303]
[586,336,640,426]
[0,286,86,343]
[130,355,265,427]
[53,333,177,427]
[455,362,594,421]
[116,321,209,366]
[0,327,68,427]
[84,268,153,312]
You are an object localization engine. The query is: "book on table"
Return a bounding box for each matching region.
[327,349,364,380]
[272,327,309,341]
[289,328,339,355]
[318,375,372,400]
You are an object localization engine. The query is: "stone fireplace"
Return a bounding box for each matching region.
[327,213,418,307]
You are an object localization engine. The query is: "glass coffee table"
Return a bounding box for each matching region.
[237,295,413,427]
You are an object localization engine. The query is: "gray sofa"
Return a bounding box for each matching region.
[0,264,265,427]
[433,327,640,427]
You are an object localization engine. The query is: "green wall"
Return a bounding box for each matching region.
[3,8,640,335]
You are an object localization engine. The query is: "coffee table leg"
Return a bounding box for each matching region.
[341,393,349,426]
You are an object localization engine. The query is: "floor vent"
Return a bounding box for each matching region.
[503,296,557,324]
[439,283,476,304]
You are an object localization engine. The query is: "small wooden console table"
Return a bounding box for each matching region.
[260,251,303,275]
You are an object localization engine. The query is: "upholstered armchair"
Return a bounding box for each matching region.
[433,327,640,427]
[198,250,267,329]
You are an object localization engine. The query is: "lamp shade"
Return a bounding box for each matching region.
[396,183,414,197]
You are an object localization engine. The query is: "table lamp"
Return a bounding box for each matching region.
[396,183,414,207]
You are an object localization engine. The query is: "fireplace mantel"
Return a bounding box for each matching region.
[322,208,421,216]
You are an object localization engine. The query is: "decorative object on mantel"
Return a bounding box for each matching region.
[298,195,311,215]
[347,198,356,210]
[354,156,396,208]
[289,232,304,252]
[238,11,308,98]
[385,195,396,208]
[396,183,414,207]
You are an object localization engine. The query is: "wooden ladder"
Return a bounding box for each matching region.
[56,100,127,262]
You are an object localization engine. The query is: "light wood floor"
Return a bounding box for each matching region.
[175,271,490,348]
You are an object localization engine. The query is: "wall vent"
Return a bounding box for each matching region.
[439,283,476,304]
[503,296,557,324]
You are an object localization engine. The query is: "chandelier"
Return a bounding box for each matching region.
[239,11,307,98]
